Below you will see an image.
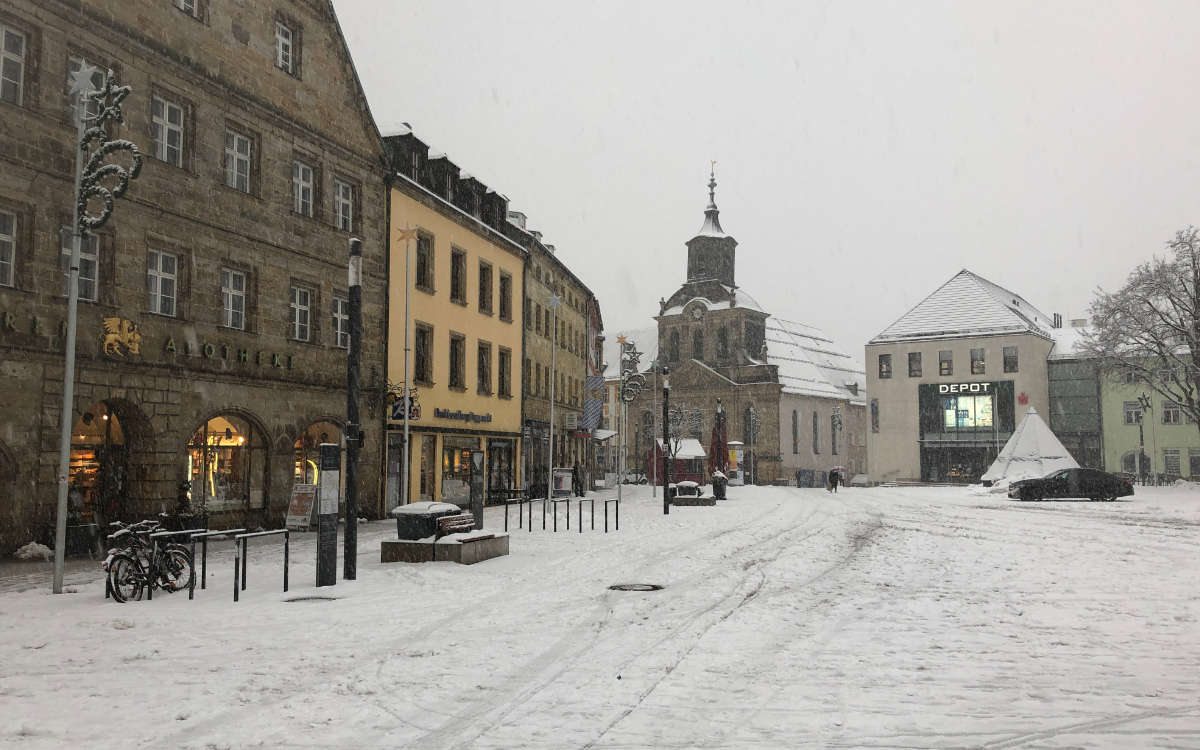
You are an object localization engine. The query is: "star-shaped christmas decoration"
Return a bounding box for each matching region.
[616,335,628,345]
[395,226,418,242]
[69,61,101,97]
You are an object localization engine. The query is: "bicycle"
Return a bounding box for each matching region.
[103,520,193,603]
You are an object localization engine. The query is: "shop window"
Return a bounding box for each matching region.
[908,352,921,377]
[878,353,892,379]
[478,261,493,314]
[415,232,434,292]
[441,436,479,504]
[67,402,127,526]
[1003,346,1018,373]
[939,350,953,376]
[418,434,436,501]
[1163,402,1182,424]
[477,341,492,394]
[294,421,341,485]
[488,439,515,493]
[187,414,266,513]
[413,323,432,385]
[970,348,985,375]
[498,347,512,397]
[941,392,994,430]
[450,248,466,304]
[449,332,465,389]
[499,272,512,321]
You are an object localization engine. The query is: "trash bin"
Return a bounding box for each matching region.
[712,471,727,500]
[390,501,464,540]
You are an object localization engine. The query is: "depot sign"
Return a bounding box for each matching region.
[938,382,994,394]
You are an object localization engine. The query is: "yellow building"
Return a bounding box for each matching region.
[383,134,525,510]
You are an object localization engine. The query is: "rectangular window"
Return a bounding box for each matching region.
[717,327,728,358]
[523,358,531,393]
[478,261,493,313]
[1189,449,1200,477]
[524,297,532,329]
[908,351,922,378]
[152,96,184,167]
[449,333,465,389]
[970,348,985,375]
[535,304,542,335]
[224,130,252,192]
[939,350,953,376]
[1123,401,1141,425]
[791,410,798,454]
[477,341,492,394]
[878,353,892,379]
[333,179,353,231]
[1163,402,1182,424]
[1003,346,1018,373]
[60,228,99,302]
[275,22,293,73]
[332,297,349,349]
[221,268,246,330]
[415,232,433,291]
[146,250,177,316]
[1164,448,1181,475]
[499,272,512,321]
[289,286,311,342]
[67,57,105,123]
[1,25,25,105]
[414,323,432,384]
[0,211,14,287]
[499,348,512,397]
[292,161,313,217]
[812,411,820,454]
[942,394,994,429]
[450,249,466,304]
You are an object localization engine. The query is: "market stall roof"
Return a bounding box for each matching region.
[592,429,617,441]
[656,438,707,459]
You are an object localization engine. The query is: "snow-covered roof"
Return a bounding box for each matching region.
[656,438,707,459]
[766,317,867,404]
[428,150,446,160]
[981,407,1079,483]
[663,286,766,316]
[381,122,413,137]
[1048,324,1093,361]
[602,327,659,378]
[870,269,1055,344]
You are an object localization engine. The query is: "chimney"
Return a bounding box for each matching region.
[507,210,527,230]
[1052,313,1063,329]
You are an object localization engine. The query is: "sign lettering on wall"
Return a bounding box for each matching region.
[937,382,992,394]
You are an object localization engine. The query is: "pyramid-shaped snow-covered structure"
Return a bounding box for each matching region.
[981,407,1078,483]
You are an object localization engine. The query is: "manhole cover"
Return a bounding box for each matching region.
[284,596,338,603]
[608,584,664,592]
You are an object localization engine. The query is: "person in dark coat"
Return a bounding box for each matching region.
[829,469,840,493]
[572,462,583,497]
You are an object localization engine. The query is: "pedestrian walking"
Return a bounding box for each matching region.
[829,469,840,493]
[572,462,583,497]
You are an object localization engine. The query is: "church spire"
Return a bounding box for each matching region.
[698,161,725,237]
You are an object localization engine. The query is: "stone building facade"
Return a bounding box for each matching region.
[506,213,601,494]
[0,0,387,550]
[625,172,866,486]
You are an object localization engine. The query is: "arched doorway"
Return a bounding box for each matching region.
[68,401,128,526]
[187,413,267,517]
[293,421,342,485]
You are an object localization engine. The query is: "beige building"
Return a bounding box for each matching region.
[0,0,387,549]
[866,270,1059,483]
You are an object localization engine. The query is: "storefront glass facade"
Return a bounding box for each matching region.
[918,381,1015,482]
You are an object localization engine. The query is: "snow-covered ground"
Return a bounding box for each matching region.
[2,484,1199,749]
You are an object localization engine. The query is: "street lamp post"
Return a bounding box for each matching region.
[1138,392,1157,484]
[748,405,758,485]
[396,226,418,512]
[662,366,670,514]
[547,293,560,511]
[344,238,362,580]
[54,66,142,593]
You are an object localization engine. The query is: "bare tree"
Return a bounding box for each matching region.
[665,403,703,461]
[1081,226,1200,431]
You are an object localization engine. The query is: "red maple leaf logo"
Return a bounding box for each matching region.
[1018,392,1029,405]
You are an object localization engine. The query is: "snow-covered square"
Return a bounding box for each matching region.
[2,484,1198,749]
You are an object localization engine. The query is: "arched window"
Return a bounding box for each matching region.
[717,327,728,359]
[693,329,703,360]
[812,411,820,454]
[187,414,267,513]
[669,330,680,362]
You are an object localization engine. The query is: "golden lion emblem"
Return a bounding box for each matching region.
[102,317,142,357]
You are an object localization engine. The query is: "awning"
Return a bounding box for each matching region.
[592,429,617,441]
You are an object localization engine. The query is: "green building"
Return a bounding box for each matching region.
[1100,372,1200,478]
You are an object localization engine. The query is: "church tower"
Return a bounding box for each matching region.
[685,168,737,287]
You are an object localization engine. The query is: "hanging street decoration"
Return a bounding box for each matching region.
[73,66,143,233]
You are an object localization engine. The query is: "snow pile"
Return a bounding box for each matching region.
[390,501,462,517]
[13,542,52,561]
[981,407,1078,484]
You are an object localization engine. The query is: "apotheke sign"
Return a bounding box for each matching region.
[938,382,994,395]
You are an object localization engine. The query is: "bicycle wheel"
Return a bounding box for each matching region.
[158,548,193,593]
[108,554,144,603]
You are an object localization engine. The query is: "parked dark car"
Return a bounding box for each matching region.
[1008,468,1134,501]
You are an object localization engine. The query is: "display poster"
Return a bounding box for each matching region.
[285,484,317,531]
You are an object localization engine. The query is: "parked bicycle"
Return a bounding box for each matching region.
[102,520,193,603]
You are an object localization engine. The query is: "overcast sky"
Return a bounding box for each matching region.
[333,0,1200,360]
